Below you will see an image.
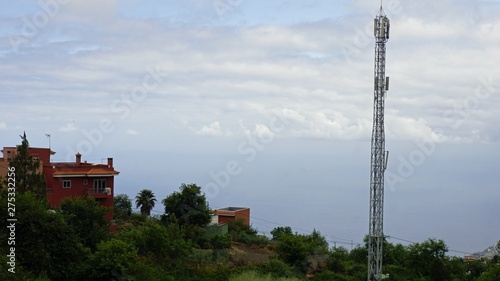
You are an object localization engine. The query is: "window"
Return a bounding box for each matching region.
[93,179,106,189]
[62,180,71,188]
[83,179,88,185]
[7,151,11,160]
[33,156,40,162]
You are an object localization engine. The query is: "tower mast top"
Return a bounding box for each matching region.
[377,0,386,16]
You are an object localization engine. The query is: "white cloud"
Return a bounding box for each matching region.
[58,122,77,133]
[0,122,6,130]
[126,129,139,136]
[196,122,232,137]
[246,124,274,140]
[1,0,498,145]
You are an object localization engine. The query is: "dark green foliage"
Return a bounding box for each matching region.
[135,189,157,216]
[228,219,269,245]
[0,191,89,281]
[327,247,349,274]
[349,245,367,265]
[272,227,329,271]
[131,259,176,281]
[271,226,293,240]
[119,219,190,263]
[312,270,349,281]
[3,178,497,281]
[89,238,138,281]
[0,254,33,281]
[162,183,212,227]
[229,218,257,236]
[114,193,132,219]
[210,234,232,249]
[478,263,500,281]
[59,196,110,250]
[274,232,311,268]
[170,263,234,281]
[130,211,147,225]
[406,238,450,279]
[306,229,329,254]
[257,259,296,278]
[7,132,46,198]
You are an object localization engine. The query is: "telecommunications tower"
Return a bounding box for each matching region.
[368,3,390,281]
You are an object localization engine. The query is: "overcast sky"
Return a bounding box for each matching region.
[1,0,499,254]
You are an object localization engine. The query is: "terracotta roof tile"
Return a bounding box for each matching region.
[52,163,119,176]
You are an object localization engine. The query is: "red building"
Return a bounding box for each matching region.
[213,207,250,226]
[1,147,118,221]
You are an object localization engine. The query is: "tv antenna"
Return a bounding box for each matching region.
[45,133,51,150]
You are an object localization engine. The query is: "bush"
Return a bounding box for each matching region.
[89,238,138,280]
[228,219,269,245]
[312,270,349,281]
[130,212,147,225]
[210,234,232,249]
[131,259,175,281]
[119,220,190,263]
[230,270,302,281]
[257,259,296,278]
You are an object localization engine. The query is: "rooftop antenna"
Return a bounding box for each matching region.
[45,133,51,150]
[368,1,390,281]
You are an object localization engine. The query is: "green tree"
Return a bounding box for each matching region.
[306,229,329,254]
[0,190,89,280]
[275,233,310,269]
[89,238,138,281]
[478,264,500,281]
[162,183,211,227]
[114,193,132,219]
[59,196,110,250]
[407,238,450,280]
[136,189,157,216]
[271,226,293,240]
[349,245,368,265]
[119,220,190,263]
[7,132,46,198]
[227,218,268,245]
[327,246,349,274]
[271,227,330,272]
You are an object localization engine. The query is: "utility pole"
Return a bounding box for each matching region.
[368,3,390,281]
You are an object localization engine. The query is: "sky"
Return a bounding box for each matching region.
[1,0,499,254]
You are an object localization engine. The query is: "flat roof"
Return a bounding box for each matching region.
[217,207,248,211]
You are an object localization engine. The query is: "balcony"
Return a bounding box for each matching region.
[85,188,111,198]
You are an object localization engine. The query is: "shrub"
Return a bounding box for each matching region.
[89,238,138,280]
[230,270,302,281]
[312,270,349,281]
[257,259,296,278]
[210,234,232,249]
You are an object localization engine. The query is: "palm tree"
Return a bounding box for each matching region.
[135,189,157,216]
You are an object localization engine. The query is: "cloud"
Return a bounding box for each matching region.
[1,0,499,145]
[196,122,232,137]
[0,122,6,130]
[57,0,119,24]
[58,122,77,133]
[126,129,138,136]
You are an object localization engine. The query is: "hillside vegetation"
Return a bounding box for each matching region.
[0,185,499,281]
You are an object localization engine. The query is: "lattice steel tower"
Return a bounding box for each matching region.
[368,4,390,281]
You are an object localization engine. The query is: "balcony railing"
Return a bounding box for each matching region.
[85,188,111,196]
